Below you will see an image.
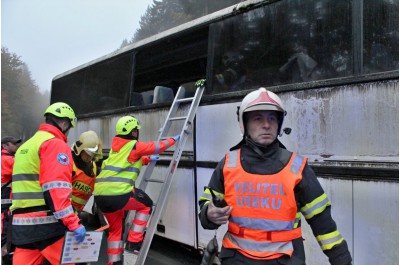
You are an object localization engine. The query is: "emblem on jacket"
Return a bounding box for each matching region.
[57,153,70,165]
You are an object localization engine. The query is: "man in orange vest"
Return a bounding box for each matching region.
[199,88,352,265]
[1,136,21,264]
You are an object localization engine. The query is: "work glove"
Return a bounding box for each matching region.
[149,155,160,161]
[73,225,86,242]
[173,135,180,141]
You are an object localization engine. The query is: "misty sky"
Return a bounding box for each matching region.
[1,0,154,93]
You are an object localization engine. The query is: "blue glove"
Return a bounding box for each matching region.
[149,155,160,161]
[173,135,180,141]
[73,225,86,242]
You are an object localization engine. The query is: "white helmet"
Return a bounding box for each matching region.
[72,130,103,161]
[237,87,286,135]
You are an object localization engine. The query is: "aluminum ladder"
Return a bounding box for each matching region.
[123,80,205,265]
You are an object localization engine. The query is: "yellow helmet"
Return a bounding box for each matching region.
[116,116,141,135]
[44,102,77,127]
[73,130,103,161]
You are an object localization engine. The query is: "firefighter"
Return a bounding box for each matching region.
[94,115,180,265]
[1,136,21,263]
[199,88,352,265]
[10,102,86,265]
[71,130,103,213]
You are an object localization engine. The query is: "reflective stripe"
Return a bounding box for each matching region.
[199,193,212,201]
[12,174,39,181]
[200,188,225,202]
[135,212,150,221]
[165,139,172,149]
[12,192,44,200]
[108,241,124,249]
[317,231,344,250]
[301,193,331,219]
[225,233,293,253]
[71,195,87,205]
[131,224,146,233]
[54,205,74,219]
[42,181,72,191]
[1,199,12,204]
[1,183,11,188]
[108,253,121,262]
[227,150,238,168]
[230,216,294,231]
[102,166,140,174]
[95,177,135,186]
[290,155,303,174]
[293,212,301,228]
[154,142,161,153]
[13,215,57,225]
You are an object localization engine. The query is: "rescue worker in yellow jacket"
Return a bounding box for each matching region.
[71,130,103,213]
[10,102,86,265]
[94,115,180,265]
[199,88,352,265]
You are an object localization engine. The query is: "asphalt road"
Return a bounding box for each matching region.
[94,234,204,265]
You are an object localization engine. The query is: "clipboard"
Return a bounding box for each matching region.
[60,231,103,264]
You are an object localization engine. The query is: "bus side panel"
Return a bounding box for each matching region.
[302,179,399,265]
[301,178,353,264]
[196,104,242,162]
[140,166,197,247]
[280,80,399,160]
[353,180,399,264]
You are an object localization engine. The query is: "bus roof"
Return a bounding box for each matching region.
[52,0,269,81]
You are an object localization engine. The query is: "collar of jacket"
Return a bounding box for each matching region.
[111,136,135,152]
[245,138,280,157]
[38,123,67,142]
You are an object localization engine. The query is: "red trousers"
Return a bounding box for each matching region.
[103,196,151,265]
[12,237,74,265]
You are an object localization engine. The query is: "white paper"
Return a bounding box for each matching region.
[60,231,103,264]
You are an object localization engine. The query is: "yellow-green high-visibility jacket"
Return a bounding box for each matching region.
[11,131,54,210]
[10,124,80,246]
[94,140,142,196]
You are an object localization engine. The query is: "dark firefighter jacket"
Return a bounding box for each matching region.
[199,139,352,265]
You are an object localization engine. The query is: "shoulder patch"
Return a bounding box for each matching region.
[57,153,70,165]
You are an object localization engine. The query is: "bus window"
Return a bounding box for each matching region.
[51,52,134,115]
[210,0,352,94]
[363,0,399,73]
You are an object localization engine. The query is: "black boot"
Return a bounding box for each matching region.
[124,241,142,253]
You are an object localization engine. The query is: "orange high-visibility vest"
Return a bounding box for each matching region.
[71,162,97,212]
[222,149,306,260]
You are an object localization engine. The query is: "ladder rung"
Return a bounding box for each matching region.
[176,97,194,103]
[168,116,187,121]
[145,178,165,183]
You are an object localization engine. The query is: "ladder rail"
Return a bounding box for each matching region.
[123,83,204,265]
[157,86,187,140]
[133,85,204,265]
